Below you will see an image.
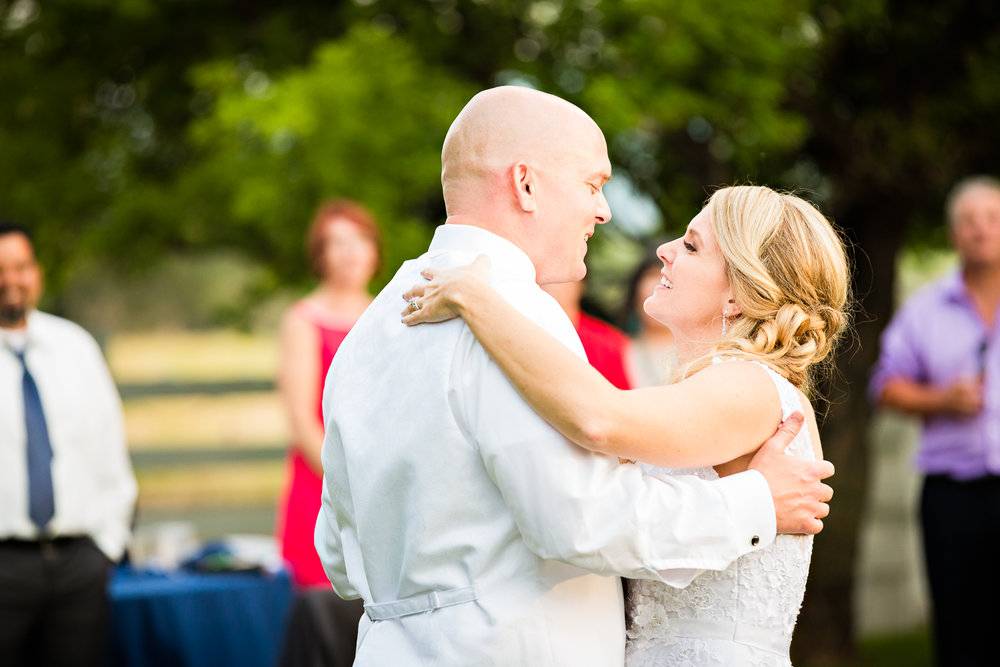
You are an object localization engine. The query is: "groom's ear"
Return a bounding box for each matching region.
[511,162,537,213]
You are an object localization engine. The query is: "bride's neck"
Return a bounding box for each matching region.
[673,335,719,368]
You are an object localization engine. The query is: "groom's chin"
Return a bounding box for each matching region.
[0,304,26,326]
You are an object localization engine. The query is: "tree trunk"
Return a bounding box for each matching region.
[791,192,908,663]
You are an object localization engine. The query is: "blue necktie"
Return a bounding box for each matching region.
[15,350,55,528]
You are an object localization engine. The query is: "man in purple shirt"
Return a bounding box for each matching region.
[870,175,1000,667]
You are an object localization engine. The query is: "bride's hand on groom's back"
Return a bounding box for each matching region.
[401,255,492,326]
[748,413,834,535]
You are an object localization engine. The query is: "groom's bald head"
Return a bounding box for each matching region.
[441,86,604,216]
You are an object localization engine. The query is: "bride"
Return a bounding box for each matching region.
[401,184,850,665]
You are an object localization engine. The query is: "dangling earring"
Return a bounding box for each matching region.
[721,308,728,336]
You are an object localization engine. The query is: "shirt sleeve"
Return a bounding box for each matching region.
[449,322,775,584]
[85,337,138,561]
[868,299,926,403]
[315,479,361,599]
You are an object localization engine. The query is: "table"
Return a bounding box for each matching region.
[107,566,294,667]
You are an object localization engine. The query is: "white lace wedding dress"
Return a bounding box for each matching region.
[625,361,814,666]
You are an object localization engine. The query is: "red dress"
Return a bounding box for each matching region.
[275,300,355,587]
[575,312,632,390]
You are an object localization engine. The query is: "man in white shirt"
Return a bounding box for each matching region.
[0,221,138,667]
[315,86,833,665]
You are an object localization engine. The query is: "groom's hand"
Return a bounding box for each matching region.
[748,412,834,535]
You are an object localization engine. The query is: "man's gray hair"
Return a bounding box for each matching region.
[945,175,1000,226]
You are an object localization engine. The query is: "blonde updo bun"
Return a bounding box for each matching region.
[683,185,851,391]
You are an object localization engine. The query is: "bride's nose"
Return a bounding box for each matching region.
[657,239,678,266]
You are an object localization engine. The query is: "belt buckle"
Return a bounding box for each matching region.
[37,534,60,559]
[41,538,57,559]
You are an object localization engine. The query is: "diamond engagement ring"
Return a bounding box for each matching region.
[407,297,422,313]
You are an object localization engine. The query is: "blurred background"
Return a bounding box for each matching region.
[3,0,999,664]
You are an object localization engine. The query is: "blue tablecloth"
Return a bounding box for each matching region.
[107,566,294,667]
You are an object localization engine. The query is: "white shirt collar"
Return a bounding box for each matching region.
[0,311,34,352]
[428,224,537,284]
[0,327,27,353]
[8,310,49,351]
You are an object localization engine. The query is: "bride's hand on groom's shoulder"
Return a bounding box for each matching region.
[401,255,492,326]
[748,413,835,536]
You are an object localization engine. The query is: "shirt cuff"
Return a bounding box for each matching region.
[93,529,127,562]
[717,468,777,556]
[653,469,777,588]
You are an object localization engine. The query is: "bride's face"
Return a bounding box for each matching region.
[643,208,734,340]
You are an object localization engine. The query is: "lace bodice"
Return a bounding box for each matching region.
[625,360,814,666]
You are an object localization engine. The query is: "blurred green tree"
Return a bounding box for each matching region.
[0,0,817,292]
[155,24,474,289]
[784,2,1000,662]
[0,0,366,297]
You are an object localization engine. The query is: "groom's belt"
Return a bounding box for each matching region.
[365,584,479,621]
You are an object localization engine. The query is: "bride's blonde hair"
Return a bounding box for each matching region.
[680,185,851,391]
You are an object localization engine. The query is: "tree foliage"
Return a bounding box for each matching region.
[785,2,1000,660]
[160,25,474,286]
[1,0,819,291]
[1,0,368,292]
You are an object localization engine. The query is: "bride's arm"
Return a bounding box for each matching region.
[402,257,780,468]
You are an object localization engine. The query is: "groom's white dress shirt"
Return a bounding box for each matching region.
[315,224,777,666]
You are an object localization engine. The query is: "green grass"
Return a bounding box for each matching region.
[859,628,932,667]
[799,628,932,667]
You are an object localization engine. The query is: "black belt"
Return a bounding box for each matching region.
[925,474,1000,484]
[0,535,89,549]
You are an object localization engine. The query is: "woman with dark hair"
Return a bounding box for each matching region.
[275,199,381,587]
[622,248,676,388]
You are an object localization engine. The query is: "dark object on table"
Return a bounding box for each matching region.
[181,541,263,574]
[276,589,364,667]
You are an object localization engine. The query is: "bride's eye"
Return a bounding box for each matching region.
[683,241,696,253]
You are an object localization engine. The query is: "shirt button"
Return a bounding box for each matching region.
[751,535,760,547]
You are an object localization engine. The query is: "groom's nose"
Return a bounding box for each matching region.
[595,191,611,225]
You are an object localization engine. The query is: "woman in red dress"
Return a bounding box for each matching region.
[275,199,381,587]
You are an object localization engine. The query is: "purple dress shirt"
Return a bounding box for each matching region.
[869,271,1000,479]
